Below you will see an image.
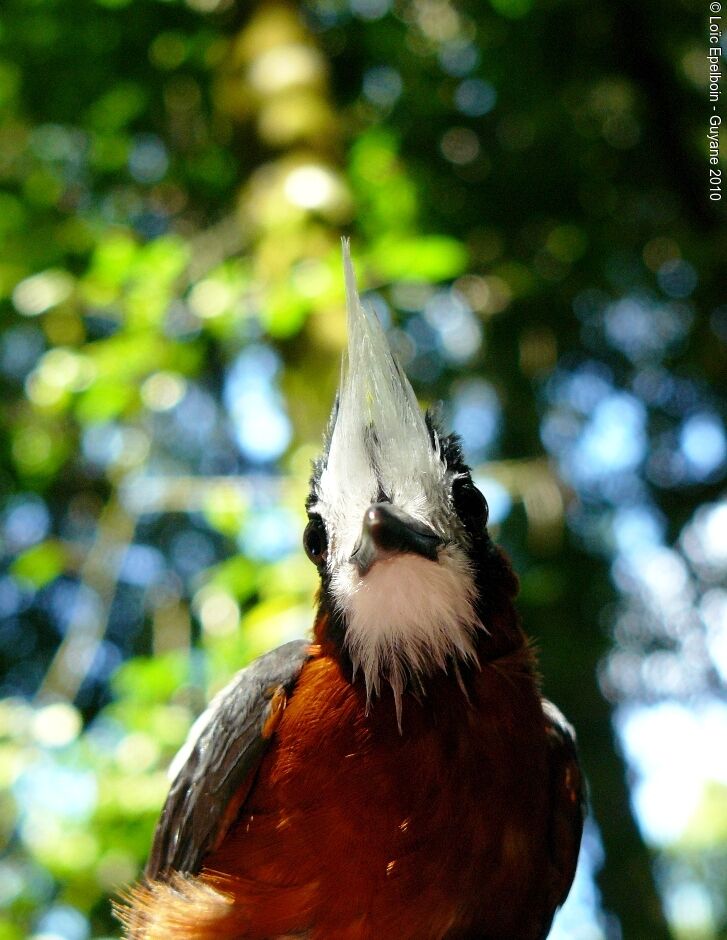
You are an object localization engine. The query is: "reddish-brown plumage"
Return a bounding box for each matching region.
[123,608,567,940]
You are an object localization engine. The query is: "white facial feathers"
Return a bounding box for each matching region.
[334,549,479,727]
[311,240,481,721]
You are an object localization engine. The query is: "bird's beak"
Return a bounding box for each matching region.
[349,502,444,576]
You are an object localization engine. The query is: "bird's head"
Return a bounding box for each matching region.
[306,241,501,723]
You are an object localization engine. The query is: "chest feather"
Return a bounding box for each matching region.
[204,651,550,940]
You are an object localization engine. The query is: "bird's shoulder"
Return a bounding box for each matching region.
[144,638,313,881]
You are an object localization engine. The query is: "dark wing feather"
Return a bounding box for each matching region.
[537,699,586,940]
[145,639,310,881]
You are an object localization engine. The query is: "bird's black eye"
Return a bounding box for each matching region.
[452,478,489,528]
[303,517,328,566]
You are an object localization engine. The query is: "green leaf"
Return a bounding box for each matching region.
[133,236,190,287]
[262,282,310,339]
[87,83,147,132]
[368,235,468,283]
[202,485,248,538]
[75,380,136,423]
[202,555,258,603]
[11,540,66,588]
[112,653,189,706]
[0,919,25,940]
[349,130,419,235]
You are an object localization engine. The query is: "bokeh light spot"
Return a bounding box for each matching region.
[224,346,292,464]
[31,704,82,749]
[679,412,726,477]
[451,379,501,460]
[473,475,512,525]
[439,41,480,77]
[248,44,325,94]
[141,372,187,412]
[128,134,169,185]
[454,79,497,117]
[350,0,392,20]
[283,164,346,211]
[193,586,240,637]
[657,258,698,299]
[363,66,403,109]
[3,496,51,551]
[13,271,74,317]
[188,279,235,319]
[35,905,90,940]
[440,127,480,165]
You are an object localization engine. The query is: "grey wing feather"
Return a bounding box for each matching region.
[537,699,586,940]
[145,639,310,881]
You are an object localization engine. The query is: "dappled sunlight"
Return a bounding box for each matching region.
[0,0,723,936]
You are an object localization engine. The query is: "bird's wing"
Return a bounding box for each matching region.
[145,639,311,881]
[538,699,586,938]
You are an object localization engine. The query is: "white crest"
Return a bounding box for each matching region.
[310,240,480,724]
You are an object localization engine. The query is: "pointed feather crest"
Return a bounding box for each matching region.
[313,239,447,563]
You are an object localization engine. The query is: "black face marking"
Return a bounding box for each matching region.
[425,409,469,476]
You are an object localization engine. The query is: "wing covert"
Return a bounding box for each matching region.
[145,639,311,881]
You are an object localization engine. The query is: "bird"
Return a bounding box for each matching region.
[119,240,584,940]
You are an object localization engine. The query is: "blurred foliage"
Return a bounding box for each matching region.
[0,0,725,938]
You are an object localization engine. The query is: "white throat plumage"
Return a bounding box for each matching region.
[310,240,481,725]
